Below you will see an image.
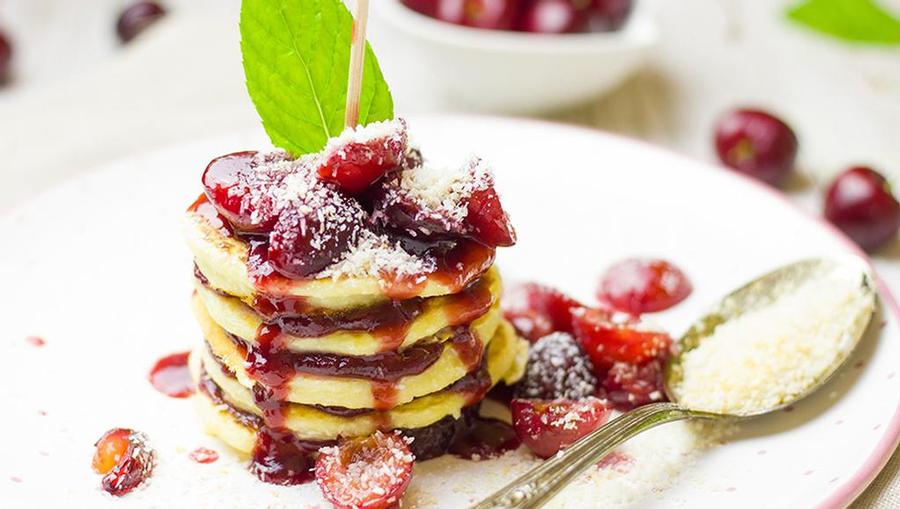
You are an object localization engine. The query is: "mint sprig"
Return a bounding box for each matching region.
[240,0,394,155]
[786,0,900,45]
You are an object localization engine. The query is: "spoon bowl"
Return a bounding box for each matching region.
[472,256,877,509]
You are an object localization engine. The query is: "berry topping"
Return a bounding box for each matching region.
[515,332,598,400]
[824,166,900,251]
[714,108,798,186]
[373,158,516,247]
[597,258,692,314]
[572,307,672,368]
[266,171,367,277]
[201,151,288,233]
[318,119,409,194]
[599,360,667,410]
[148,351,194,398]
[116,1,167,43]
[503,282,582,341]
[511,398,610,458]
[315,431,415,509]
[0,30,12,84]
[590,0,632,31]
[92,428,156,496]
[466,186,517,247]
[516,0,588,34]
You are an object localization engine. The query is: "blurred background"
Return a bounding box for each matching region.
[1,0,899,505]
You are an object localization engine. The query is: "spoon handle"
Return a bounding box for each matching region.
[470,402,705,509]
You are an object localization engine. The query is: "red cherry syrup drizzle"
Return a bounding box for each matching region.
[148,351,194,398]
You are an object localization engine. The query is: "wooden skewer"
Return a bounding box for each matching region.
[344,0,370,130]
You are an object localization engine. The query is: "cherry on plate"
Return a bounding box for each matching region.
[516,0,588,34]
[0,31,12,84]
[714,108,798,186]
[572,307,672,369]
[597,258,692,314]
[599,359,667,410]
[92,428,156,496]
[503,282,582,341]
[315,431,415,509]
[824,166,900,251]
[117,2,167,43]
[590,0,633,31]
[511,398,611,458]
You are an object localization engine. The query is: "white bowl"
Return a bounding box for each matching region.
[370,1,657,115]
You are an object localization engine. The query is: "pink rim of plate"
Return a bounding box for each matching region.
[434,114,900,509]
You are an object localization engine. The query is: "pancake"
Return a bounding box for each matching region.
[196,266,502,356]
[185,210,495,311]
[194,294,503,409]
[190,321,528,448]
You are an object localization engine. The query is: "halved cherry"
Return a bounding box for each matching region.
[572,307,672,369]
[92,428,155,496]
[318,121,408,194]
[599,360,667,410]
[315,431,415,509]
[503,282,583,341]
[466,186,516,247]
[597,258,692,314]
[511,398,611,459]
[201,151,281,233]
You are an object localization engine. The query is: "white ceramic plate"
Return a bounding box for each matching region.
[2,116,898,509]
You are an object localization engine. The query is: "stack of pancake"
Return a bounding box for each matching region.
[183,196,528,458]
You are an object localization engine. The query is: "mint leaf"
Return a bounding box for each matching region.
[240,0,394,155]
[786,0,900,45]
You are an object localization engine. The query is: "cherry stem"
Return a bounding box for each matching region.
[344,0,370,130]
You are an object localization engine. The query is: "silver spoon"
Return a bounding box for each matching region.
[472,257,877,509]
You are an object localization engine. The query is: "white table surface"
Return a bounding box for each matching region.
[2,0,899,506]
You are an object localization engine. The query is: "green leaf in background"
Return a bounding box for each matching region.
[786,0,900,45]
[240,0,394,155]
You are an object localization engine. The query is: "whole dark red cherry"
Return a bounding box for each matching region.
[516,0,587,34]
[591,0,633,31]
[402,0,440,17]
[0,30,12,84]
[714,108,798,186]
[117,2,167,43]
[437,0,520,30]
[824,166,900,251]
